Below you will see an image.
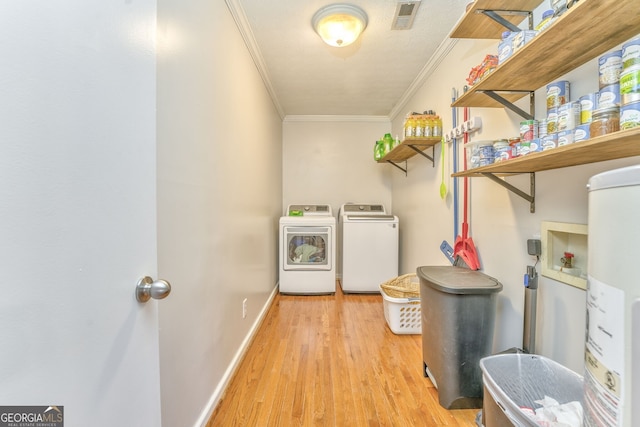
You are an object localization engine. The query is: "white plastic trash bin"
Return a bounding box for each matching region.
[479,353,584,427]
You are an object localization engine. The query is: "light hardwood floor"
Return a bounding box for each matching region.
[208,282,480,426]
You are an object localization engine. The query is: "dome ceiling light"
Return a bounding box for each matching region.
[312,4,368,47]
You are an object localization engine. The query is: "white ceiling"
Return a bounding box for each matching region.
[229,0,470,118]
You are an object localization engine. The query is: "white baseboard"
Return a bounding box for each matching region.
[195,283,279,426]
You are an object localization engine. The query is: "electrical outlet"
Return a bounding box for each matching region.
[242,298,247,319]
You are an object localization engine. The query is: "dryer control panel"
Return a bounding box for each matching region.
[287,204,332,216]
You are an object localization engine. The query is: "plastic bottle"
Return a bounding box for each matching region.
[403,115,410,138]
[403,114,411,139]
[433,115,443,137]
[415,115,425,138]
[383,133,394,153]
[424,114,434,137]
[374,140,384,161]
[405,115,416,139]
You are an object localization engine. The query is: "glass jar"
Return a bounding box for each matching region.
[589,106,620,138]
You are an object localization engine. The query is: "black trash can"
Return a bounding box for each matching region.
[417,266,502,409]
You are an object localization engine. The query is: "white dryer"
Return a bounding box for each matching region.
[279,204,336,294]
[339,203,399,293]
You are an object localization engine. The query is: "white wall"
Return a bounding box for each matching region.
[390,24,640,372]
[156,1,283,426]
[282,116,392,213]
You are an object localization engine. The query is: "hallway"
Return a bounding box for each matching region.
[208,283,478,426]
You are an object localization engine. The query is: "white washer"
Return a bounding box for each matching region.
[279,204,336,294]
[339,203,399,293]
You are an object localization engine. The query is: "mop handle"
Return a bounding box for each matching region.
[451,87,459,240]
[463,105,469,226]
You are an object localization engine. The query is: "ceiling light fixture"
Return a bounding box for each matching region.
[312,4,368,48]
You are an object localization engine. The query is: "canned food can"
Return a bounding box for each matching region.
[493,140,512,162]
[579,93,597,124]
[598,83,621,108]
[557,102,580,131]
[599,50,623,89]
[573,124,590,142]
[477,142,495,167]
[622,36,640,69]
[519,120,538,141]
[529,138,543,153]
[547,107,559,134]
[542,133,558,151]
[508,137,521,157]
[538,119,548,138]
[547,81,570,110]
[557,130,574,146]
[467,141,495,168]
[512,30,538,53]
[620,65,640,105]
[620,101,640,130]
[518,140,531,156]
[498,32,515,65]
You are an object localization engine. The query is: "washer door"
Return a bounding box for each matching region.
[283,226,332,271]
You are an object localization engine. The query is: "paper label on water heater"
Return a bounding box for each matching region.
[584,276,624,427]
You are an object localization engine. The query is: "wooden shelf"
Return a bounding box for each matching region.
[452,127,640,177]
[450,0,543,39]
[378,137,441,163]
[453,0,640,109]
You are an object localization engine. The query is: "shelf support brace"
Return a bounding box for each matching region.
[477,10,533,31]
[408,145,435,167]
[480,90,534,120]
[481,172,536,213]
[386,160,407,176]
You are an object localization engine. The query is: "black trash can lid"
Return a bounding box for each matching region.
[416,266,503,295]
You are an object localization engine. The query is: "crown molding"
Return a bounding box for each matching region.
[284,115,390,123]
[225,0,285,119]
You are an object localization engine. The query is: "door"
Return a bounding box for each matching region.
[283,226,332,270]
[0,2,162,425]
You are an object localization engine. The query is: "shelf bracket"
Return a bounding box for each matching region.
[477,9,533,32]
[480,90,535,120]
[386,160,407,176]
[481,172,536,213]
[408,145,435,167]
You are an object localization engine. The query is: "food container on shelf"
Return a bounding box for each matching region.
[465,141,494,169]
[589,106,620,137]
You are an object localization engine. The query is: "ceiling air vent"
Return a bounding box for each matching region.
[391,1,421,30]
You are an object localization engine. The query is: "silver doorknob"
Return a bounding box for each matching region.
[136,276,171,303]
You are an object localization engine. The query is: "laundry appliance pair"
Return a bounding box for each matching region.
[279,203,398,295]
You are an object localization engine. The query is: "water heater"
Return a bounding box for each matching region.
[586,164,640,426]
